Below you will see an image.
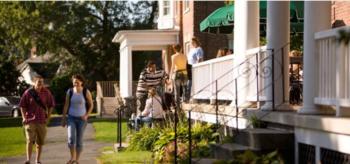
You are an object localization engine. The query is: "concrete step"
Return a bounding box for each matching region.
[210,143,259,160]
[233,128,294,150]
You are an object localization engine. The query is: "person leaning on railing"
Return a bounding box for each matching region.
[186,37,204,102]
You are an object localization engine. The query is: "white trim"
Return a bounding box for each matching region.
[186,111,248,129]
[315,26,350,40]
[296,127,350,155]
[314,97,338,106]
[193,54,235,67]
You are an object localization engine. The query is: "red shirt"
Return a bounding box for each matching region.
[19,87,55,124]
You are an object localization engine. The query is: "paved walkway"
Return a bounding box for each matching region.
[4,118,110,164]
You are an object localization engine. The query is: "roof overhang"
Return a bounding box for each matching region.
[112,29,179,50]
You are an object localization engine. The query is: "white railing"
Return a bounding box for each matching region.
[314,26,350,115]
[192,46,267,101]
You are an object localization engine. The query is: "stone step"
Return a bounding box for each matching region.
[233,128,294,150]
[210,143,259,160]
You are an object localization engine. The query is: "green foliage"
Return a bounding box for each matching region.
[127,118,217,163]
[337,29,350,45]
[0,57,27,96]
[127,127,161,151]
[290,33,303,51]
[232,150,284,164]
[260,37,267,46]
[0,1,158,82]
[50,74,72,114]
[99,147,153,164]
[249,115,267,128]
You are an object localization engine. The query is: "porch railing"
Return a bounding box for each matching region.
[314,26,350,115]
[192,46,268,102]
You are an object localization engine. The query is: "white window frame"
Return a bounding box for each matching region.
[163,0,171,16]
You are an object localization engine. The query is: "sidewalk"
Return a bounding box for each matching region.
[4,119,109,164]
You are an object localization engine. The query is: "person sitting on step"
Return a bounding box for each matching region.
[135,88,165,131]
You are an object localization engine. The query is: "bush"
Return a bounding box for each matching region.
[127,127,160,151]
[50,74,72,114]
[127,117,217,163]
[0,58,24,96]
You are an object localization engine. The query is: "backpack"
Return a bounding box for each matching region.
[67,87,89,112]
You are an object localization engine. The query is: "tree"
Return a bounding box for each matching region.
[0,1,158,88]
[0,57,24,96]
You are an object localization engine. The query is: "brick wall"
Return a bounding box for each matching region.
[332,1,350,27]
[181,1,229,60]
[193,1,228,60]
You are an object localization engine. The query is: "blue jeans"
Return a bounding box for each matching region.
[135,116,152,131]
[173,71,188,106]
[67,116,87,152]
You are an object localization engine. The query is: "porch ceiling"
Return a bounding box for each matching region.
[112,29,179,51]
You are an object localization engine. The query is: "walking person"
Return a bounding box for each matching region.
[169,44,188,108]
[186,37,204,101]
[135,60,168,116]
[20,75,55,164]
[61,74,93,164]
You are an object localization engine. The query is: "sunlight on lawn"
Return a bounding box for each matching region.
[0,127,26,158]
[99,147,152,164]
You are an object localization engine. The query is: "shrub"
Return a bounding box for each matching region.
[127,117,218,163]
[127,127,160,151]
[50,74,72,114]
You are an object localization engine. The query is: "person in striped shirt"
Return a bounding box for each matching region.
[136,60,168,115]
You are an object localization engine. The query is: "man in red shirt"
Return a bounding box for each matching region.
[20,75,55,164]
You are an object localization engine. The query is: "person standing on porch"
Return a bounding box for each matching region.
[135,60,168,115]
[61,74,93,164]
[186,37,204,101]
[19,75,55,164]
[170,44,188,107]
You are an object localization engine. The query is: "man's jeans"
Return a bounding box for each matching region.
[67,116,87,152]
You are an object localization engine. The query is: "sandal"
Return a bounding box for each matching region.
[36,162,42,164]
[24,161,30,164]
[66,160,73,164]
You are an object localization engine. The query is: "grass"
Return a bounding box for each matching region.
[98,147,153,164]
[91,118,128,143]
[0,117,26,158]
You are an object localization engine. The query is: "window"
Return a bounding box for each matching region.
[184,0,190,13]
[163,0,170,16]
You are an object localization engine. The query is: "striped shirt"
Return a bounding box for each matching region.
[136,69,168,97]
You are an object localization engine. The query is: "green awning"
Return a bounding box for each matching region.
[199,4,234,33]
[200,1,304,34]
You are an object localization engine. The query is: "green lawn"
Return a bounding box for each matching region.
[98,147,152,164]
[0,118,26,158]
[91,118,128,143]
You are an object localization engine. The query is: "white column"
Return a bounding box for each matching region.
[299,1,331,114]
[262,1,290,110]
[233,1,259,107]
[119,45,133,98]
